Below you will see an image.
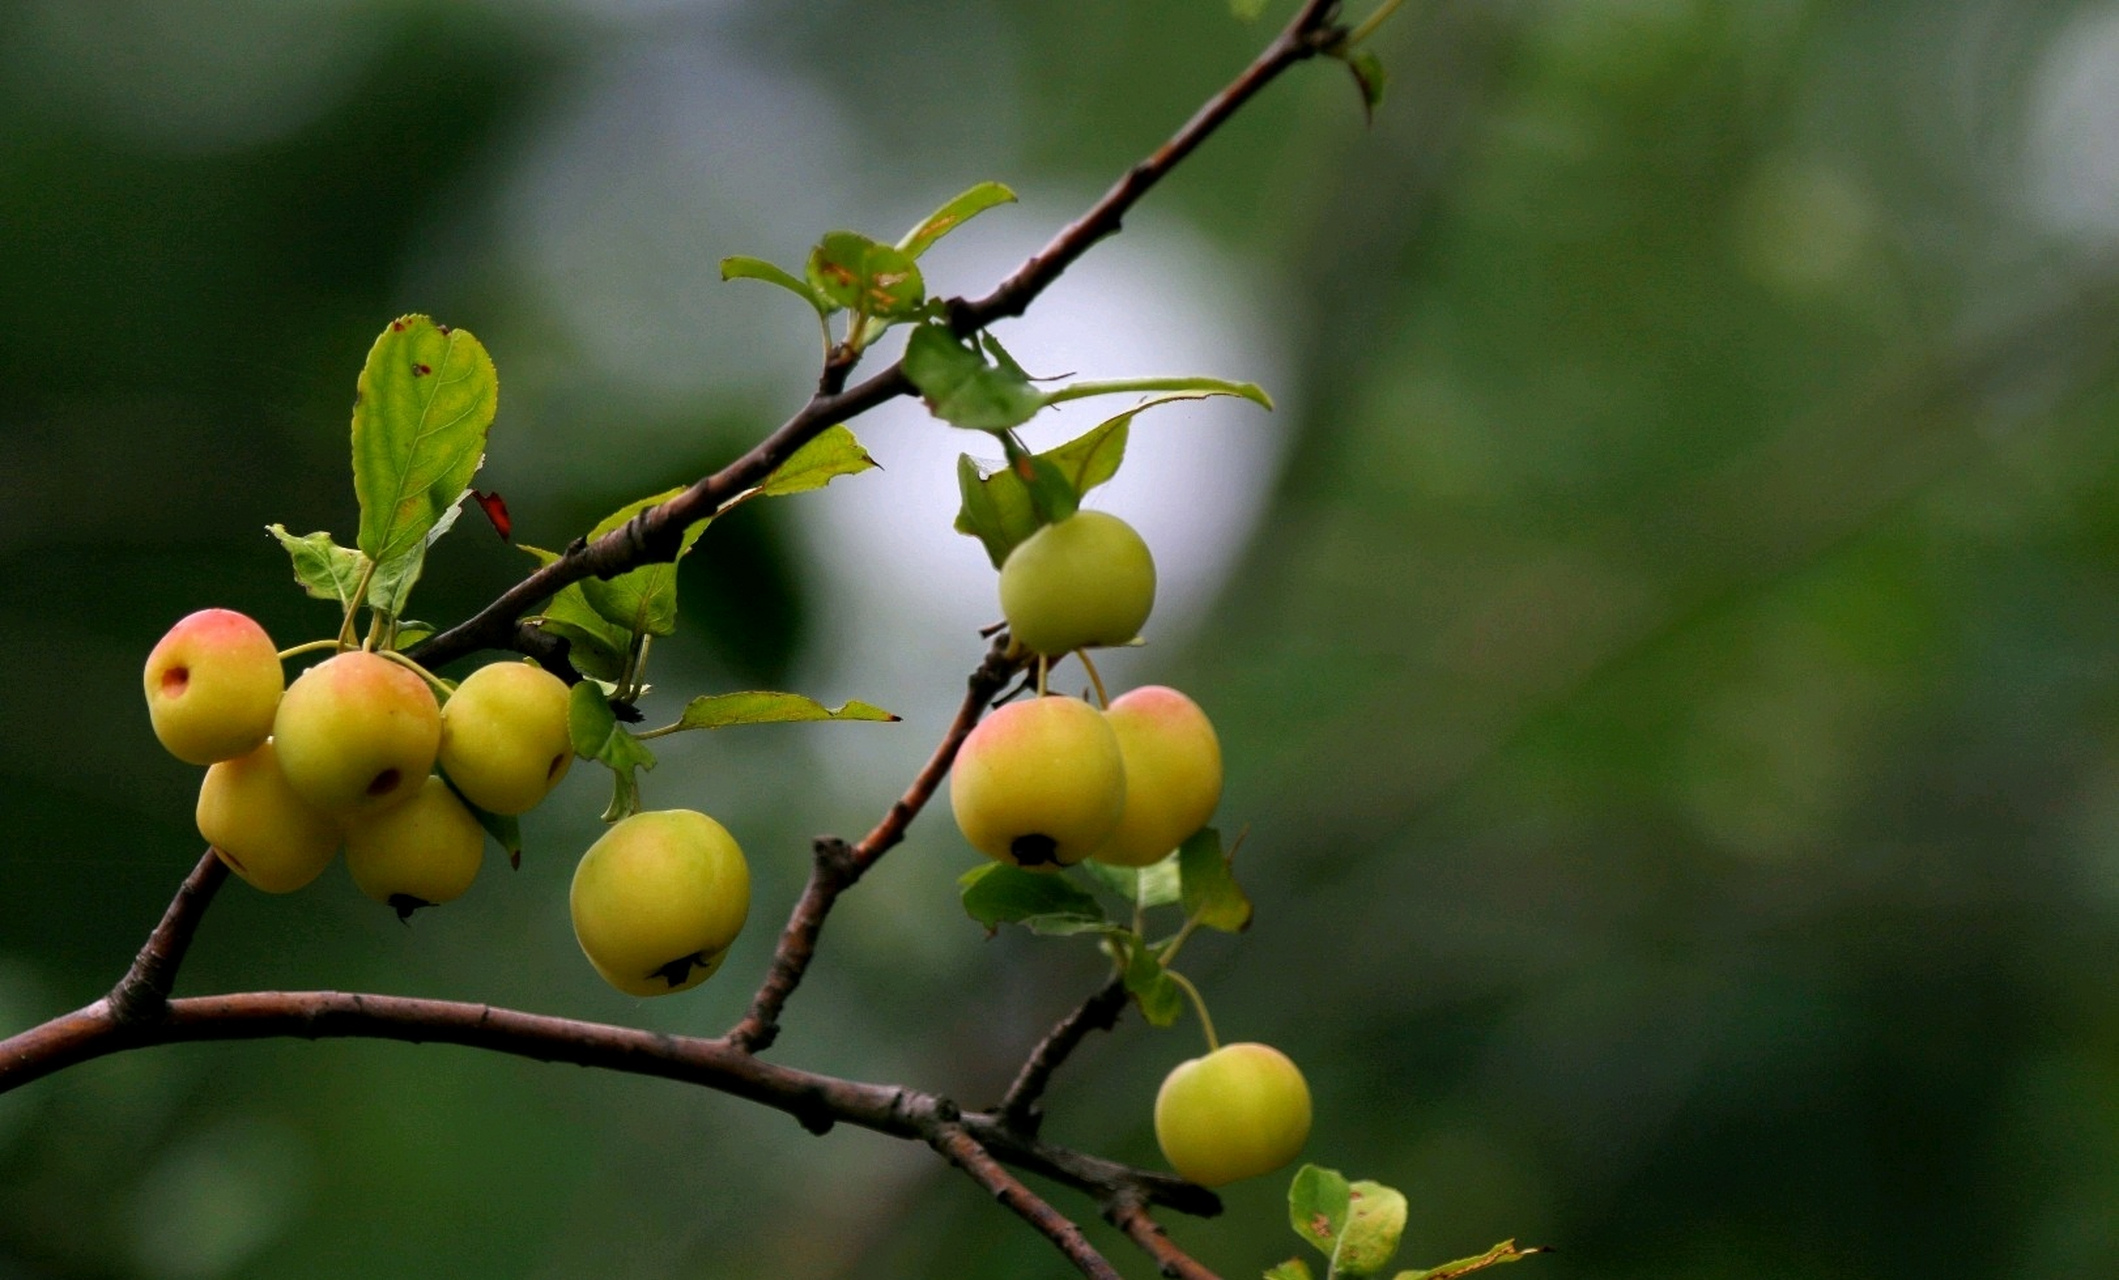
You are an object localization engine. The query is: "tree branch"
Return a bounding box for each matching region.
[728,636,1025,1052]
[106,849,228,1024]
[0,989,1215,1216]
[931,1124,1128,1280]
[996,972,1130,1135]
[405,0,1348,673]
[1105,1192,1224,1280]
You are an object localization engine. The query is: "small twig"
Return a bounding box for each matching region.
[106,850,229,1024]
[996,972,1129,1135]
[725,836,857,1053]
[726,636,1024,1052]
[853,636,1025,868]
[1106,1192,1224,1280]
[930,1124,1127,1280]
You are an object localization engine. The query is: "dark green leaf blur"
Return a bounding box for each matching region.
[5,1,2119,1277]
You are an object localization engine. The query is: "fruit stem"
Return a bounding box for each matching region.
[1344,0,1407,48]
[1163,967,1220,1054]
[1035,653,1050,698]
[336,557,378,652]
[1075,649,1110,710]
[376,650,452,703]
[616,631,651,705]
[275,639,342,662]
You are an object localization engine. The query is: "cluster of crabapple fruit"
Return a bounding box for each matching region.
[954,505,1314,1188]
[142,607,750,997]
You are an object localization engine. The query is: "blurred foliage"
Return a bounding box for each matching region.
[7,0,2119,1278]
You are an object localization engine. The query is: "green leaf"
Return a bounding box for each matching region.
[1136,856,1182,909]
[954,453,1017,569]
[267,525,367,609]
[1290,1165,1353,1259]
[1121,936,1184,1027]
[351,315,497,568]
[577,488,711,638]
[1043,413,1132,494]
[1078,856,1182,909]
[670,691,898,731]
[747,425,877,499]
[1023,452,1080,525]
[1041,376,1272,411]
[958,863,1105,931]
[568,680,657,823]
[1022,913,1127,938]
[951,414,1133,569]
[1180,828,1253,933]
[1393,1242,1545,1280]
[982,333,1035,382]
[535,593,631,681]
[1346,51,1387,122]
[521,544,633,682]
[1266,1262,1316,1280]
[806,231,926,320]
[394,621,436,647]
[366,489,467,620]
[1337,1182,1410,1277]
[903,324,1046,431]
[897,181,1018,258]
[721,255,830,316]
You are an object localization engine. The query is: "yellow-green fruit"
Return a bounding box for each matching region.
[1154,1042,1313,1187]
[144,608,285,765]
[1091,685,1223,867]
[343,775,485,918]
[998,510,1156,657]
[950,694,1126,869]
[273,651,441,817]
[196,738,342,893]
[438,661,574,815]
[570,810,751,997]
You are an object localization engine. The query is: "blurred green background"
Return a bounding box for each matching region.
[7,0,2119,1276]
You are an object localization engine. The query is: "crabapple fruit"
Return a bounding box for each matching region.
[997,510,1156,657]
[196,738,341,893]
[950,694,1126,869]
[1154,1042,1313,1187]
[343,775,485,918]
[1091,685,1223,868]
[570,809,751,997]
[143,608,284,765]
[272,650,440,817]
[438,660,574,815]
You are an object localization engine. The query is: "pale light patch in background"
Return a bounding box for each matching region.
[787,205,1294,798]
[2024,4,2119,244]
[497,36,862,428]
[4,0,381,153]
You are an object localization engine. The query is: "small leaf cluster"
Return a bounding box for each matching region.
[1270,1164,1545,1280]
[722,181,1016,360]
[960,828,1250,1027]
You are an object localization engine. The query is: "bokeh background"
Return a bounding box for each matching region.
[6,0,2119,1276]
